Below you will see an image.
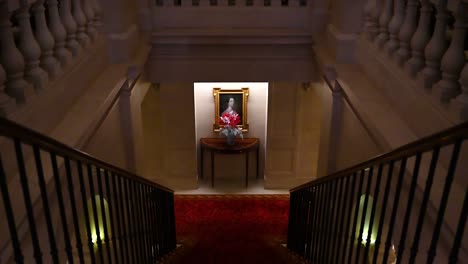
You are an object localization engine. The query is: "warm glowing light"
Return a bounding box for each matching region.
[91,232,105,244]
[361,230,376,245]
[86,195,111,246]
[356,195,380,246]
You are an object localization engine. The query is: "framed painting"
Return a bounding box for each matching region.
[213,87,249,132]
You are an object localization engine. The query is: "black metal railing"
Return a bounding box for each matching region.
[0,117,176,263]
[287,120,468,263]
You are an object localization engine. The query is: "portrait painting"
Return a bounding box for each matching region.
[213,88,249,132]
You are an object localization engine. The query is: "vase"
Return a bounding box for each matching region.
[226,129,236,146]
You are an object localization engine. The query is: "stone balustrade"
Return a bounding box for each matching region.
[0,0,102,116]
[153,0,308,7]
[150,0,314,37]
[364,0,468,120]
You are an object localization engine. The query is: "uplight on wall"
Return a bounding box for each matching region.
[86,195,111,246]
[355,195,380,245]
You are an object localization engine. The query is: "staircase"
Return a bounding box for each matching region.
[0,117,176,263]
[288,122,468,263]
[1,118,467,263]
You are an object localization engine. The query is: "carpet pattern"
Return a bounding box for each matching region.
[167,194,299,264]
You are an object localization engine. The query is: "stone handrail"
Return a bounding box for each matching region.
[363,0,468,121]
[0,0,102,116]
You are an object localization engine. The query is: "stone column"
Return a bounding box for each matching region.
[0,4,29,102]
[319,67,343,175]
[16,2,48,90]
[432,1,467,103]
[32,0,60,80]
[118,79,137,172]
[406,0,433,77]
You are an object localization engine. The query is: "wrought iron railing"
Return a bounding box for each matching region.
[0,117,176,263]
[288,120,468,263]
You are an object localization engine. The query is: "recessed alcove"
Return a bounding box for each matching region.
[194,82,269,190]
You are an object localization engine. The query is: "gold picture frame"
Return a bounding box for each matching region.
[213,87,249,132]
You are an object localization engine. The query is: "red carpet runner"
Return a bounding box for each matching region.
[172,195,292,264]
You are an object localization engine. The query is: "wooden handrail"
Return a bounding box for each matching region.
[0,113,173,194]
[290,120,468,192]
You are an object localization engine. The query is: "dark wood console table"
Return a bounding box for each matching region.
[200,138,260,187]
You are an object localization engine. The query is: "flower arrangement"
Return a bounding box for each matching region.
[219,112,243,145]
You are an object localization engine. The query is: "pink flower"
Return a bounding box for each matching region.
[219,112,241,128]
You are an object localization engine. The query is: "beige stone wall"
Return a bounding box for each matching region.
[140,83,198,189]
[265,82,322,189]
[333,100,381,171]
[141,86,164,179]
[85,100,128,169]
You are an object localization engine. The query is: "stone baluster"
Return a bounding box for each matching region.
[82,0,97,41]
[72,0,91,47]
[376,0,394,48]
[395,0,419,66]
[47,0,72,67]
[16,1,48,90]
[433,2,467,103]
[60,0,81,56]
[0,5,28,102]
[453,62,468,120]
[406,0,433,77]
[369,0,383,41]
[419,0,449,89]
[91,0,102,29]
[385,0,406,56]
[33,0,60,80]
[363,0,377,40]
[0,63,15,115]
